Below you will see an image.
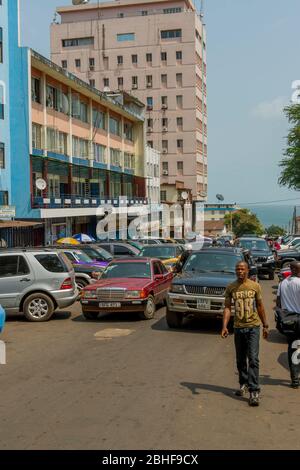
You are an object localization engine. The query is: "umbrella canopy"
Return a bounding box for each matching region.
[56,237,80,245]
[72,233,96,243]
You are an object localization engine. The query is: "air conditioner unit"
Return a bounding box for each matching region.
[147,127,153,133]
[89,66,95,71]
[162,104,168,110]
[147,105,153,111]
[132,84,138,89]
[162,149,168,154]
[162,127,168,132]
[163,170,169,176]
[146,82,152,88]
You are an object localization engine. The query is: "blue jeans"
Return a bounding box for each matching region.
[234,327,260,393]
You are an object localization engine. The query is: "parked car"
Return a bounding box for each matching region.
[276,245,300,269]
[236,237,276,280]
[81,258,173,320]
[0,305,5,333]
[280,237,300,250]
[138,244,185,271]
[97,242,140,258]
[0,249,78,322]
[166,247,258,328]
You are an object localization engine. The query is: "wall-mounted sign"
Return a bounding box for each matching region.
[0,206,16,219]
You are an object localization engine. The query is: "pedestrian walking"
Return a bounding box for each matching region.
[276,261,300,389]
[221,261,269,406]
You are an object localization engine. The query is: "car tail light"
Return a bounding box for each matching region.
[60,278,73,290]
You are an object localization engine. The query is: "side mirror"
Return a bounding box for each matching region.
[249,266,258,277]
[154,274,164,281]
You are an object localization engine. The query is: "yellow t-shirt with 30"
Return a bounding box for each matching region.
[225,279,262,328]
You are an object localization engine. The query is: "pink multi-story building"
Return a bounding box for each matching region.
[51,0,207,203]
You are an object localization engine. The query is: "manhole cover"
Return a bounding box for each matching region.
[94,329,135,341]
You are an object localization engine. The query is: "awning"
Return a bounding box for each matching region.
[0,221,44,229]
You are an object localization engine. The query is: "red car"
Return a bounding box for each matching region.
[80,258,174,321]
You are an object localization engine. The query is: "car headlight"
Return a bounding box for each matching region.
[82,291,97,299]
[170,284,184,293]
[125,290,143,299]
[267,256,275,261]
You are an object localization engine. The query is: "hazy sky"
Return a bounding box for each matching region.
[20,0,300,205]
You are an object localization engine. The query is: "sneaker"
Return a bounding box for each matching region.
[249,391,260,406]
[291,381,299,389]
[235,384,248,397]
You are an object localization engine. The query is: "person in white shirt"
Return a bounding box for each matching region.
[277,261,300,389]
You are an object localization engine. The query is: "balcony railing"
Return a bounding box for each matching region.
[32,195,148,209]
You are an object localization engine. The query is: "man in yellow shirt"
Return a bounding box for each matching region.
[221,262,269,406]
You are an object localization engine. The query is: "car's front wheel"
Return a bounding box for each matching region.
[76,278,88,291]
[166,308,183,328]
[23,293,55,322]
[282,261,293,269]
[139,295,156,320]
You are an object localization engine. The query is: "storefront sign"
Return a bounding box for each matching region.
[0,206,16,219]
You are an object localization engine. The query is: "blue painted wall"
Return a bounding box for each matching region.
[0,0,11,202]
[6,0,39,218]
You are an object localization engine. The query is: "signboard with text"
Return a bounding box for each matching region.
[0,206,16,219]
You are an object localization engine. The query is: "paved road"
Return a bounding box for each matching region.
[0,279,299,450]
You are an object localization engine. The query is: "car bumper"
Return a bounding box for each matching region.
[81,299,148,313]
[167,293,228,318]
[52,288,79,308]
[255,262,275,273]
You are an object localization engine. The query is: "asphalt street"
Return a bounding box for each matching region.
[0,279,299,450]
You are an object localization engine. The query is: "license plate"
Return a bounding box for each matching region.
[197,299,210,310]
[257,264,262,267]
[99,302,121,308]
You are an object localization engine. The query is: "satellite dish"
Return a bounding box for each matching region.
[216,194,224,202]
[36,178,47,191]
[181,191,189,201]
[72,0,90,5]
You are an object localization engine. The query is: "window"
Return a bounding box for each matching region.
[176,95,183,109]
[75,59,81,68]
[162,140,168,151]
[117,33,135,42]
[93,143,106,163]
[0,27,3,63]
[89,79,95,87]
[35,254,67,273]
[141,10,148,16]
[47,128,68,154]
[153,262,162,276]
[146,75,152,88]
[161,29,182,39]
[146,53,152,63]
[124,122,133,141]
[177,139,183,152]
[61,60,67,69]
[161,96,168,106]
[161,74,167,87]
[147,97,153,109]
[177,161,183,175]
[147,118,153,128]
[32,123,42,149]
[110,148,121,166]
[124,153,135,169]
[93,109,106,130]
[177,117,183,129]
[132,76,138,88]
[0,256,30,278]
[72,136,89,158]
[161,52,167,61]
[0,191,8,205]
[132,54,138,64]
[46,85,60,111]
[163,7,182,14]
[31,77,41,104]
[117,77,124,89]
[103,78,109,88]
[109,116,121,136]
[176,73,182,87]
[0,83,4,119]
[176,51,182,61]
[62,37,94,47]
[161,191,167,202]
[147,140,153,148]
[162,118,168,128]
[162,162,168,171]
[118,12,124,18]
[117,55,123,65]
[0,143,4,169]
[89,58,95,69]
[79,102,88,123]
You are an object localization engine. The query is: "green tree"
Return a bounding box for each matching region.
[224,209,264,237]
[279,104,300,189]
[265,225,286,237]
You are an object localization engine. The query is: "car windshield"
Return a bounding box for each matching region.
[238,239,269,251]
[84,247,112,261]
[139,246,177,259]
[101,262,151,279]
[184,253,242,274]
[72,250,94,263]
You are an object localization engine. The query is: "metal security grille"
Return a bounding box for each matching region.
[97,288,126,300]
[255,257,268,263]
[184,285,226,296]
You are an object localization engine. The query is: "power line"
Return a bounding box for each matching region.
[239,197,300,205]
